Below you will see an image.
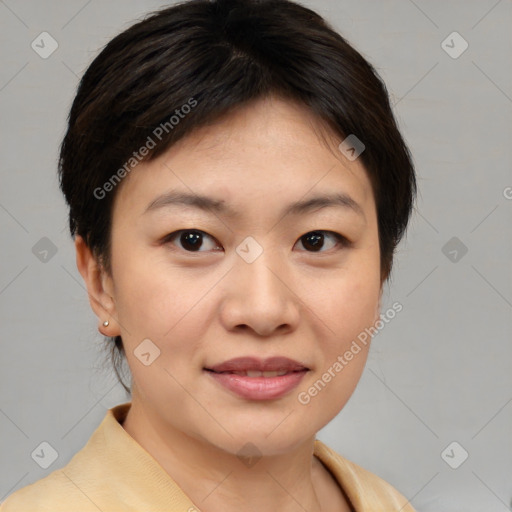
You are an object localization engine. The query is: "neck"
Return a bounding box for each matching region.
[121,399,333,512]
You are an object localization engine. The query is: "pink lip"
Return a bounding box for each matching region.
[207,356,308,373]
[205,356,309,401]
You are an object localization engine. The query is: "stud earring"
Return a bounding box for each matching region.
[103,320,109,327]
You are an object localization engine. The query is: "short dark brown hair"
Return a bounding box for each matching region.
[58,0,416,393]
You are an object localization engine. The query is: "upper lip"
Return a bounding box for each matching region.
[206,357,309,373]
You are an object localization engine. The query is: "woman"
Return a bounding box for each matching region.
[1,0,416,510]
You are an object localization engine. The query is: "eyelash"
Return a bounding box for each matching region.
[162,229,351,254]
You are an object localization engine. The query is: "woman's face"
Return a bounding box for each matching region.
[97,97,382,456]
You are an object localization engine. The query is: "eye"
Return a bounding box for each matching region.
[162,229,349,254]
[294,230,349,253]
[163,230,222,253]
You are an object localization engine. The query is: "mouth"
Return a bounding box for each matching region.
[204,357,310,400]
[208,369,293,377]
[205,356,309,374]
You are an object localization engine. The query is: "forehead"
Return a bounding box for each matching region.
[112,97,374,221]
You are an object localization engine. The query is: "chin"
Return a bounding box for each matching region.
[213,434,310,460]
[200,414,319,458]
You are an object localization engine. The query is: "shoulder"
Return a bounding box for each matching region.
[0,406,122,511]
[0,469,98,512]
[314,439,416,512]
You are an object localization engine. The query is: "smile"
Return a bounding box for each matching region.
[204,356,310,400]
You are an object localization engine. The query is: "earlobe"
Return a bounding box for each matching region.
[74,235,121,336]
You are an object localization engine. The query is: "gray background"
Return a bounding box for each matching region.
[1,0,511,510]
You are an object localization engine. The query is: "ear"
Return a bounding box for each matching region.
[373,286,383,325]
[75,235,121,337]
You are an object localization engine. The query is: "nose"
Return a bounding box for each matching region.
[219,249,301,337]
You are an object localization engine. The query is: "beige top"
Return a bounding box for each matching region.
[1,402,416,511]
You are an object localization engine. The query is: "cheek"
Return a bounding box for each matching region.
[298,254,380,414]
[115,261,211,405]
[305,256,381,339]
[112,249,202,336]
[297,346,369,434]
[317,279,376,391]
[112,253,222,384]
[297,281,377,426]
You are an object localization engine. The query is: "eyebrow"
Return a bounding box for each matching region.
[143,190,365,219]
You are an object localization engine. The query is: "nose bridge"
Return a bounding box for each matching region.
[220,238,299,335]
[235,241,288,304]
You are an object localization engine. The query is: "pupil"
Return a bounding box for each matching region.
[181,231,202,251]
[304,231,323,251]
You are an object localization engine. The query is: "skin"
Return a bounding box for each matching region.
[76,96,383,512]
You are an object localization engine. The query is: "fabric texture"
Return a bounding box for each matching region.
[1,402,415,511]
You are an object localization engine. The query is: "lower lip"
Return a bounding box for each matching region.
[207,370,308,400]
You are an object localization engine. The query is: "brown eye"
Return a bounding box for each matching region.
[295,231,348,252]
[164,230,222,252]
